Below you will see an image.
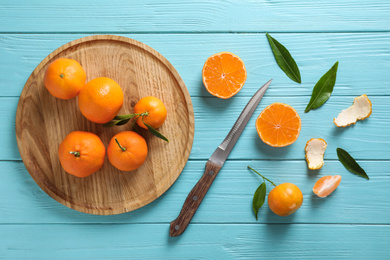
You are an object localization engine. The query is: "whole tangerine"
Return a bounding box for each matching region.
[133,96,167,129]
[107,131,148,171]
[78,77,124,124]
[44,58,86,100]
[58,131,106,177]
[268,183,303,216]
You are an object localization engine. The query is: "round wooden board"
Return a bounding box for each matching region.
[15,35,194,215]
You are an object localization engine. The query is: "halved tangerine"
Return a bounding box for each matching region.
[255,102,301,147]
[202,52,247,99]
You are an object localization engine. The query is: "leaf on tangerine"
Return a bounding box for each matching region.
[253,182,266,220]
[115,118,131,126]
[103,120,121,127]
[113,114,136,120]
[143,121,169,142]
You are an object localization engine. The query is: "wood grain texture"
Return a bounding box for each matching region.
[15,35,194,215]
[1,160,389,224]
[1,224,390,259]
[1,0,390,32]
[1,33,390,98]
[4,96,390,161]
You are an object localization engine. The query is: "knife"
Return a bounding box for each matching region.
[169,79,272,237]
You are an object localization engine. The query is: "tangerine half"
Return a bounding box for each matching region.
[202,52,247,99]
[256,102,301,147]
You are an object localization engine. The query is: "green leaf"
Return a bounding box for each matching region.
[115,118,131,126]
[113,114,136,120]
[305,61,339,113]
[253,182,266,220]
[103,120,121,127]
[266,33,301,83]
[143,121,169,142]
[337,148,369,180]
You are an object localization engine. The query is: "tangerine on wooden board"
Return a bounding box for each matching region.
[256,102,301,147]
[268,183,303,216]
[107,131,148,171]
[44,58,86,100]
[202,52,247,99]
[58,131,106,177]
[78,77,124,124]
[133,96,167,129]
[313,175,342,198]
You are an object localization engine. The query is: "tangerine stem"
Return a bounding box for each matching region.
[247,166,277,187]
[60,73,65,78]
[115,138,126,152]
[69,151,80,157]
[140,111,149,118]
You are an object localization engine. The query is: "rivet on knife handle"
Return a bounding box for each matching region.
[169,161,222,237]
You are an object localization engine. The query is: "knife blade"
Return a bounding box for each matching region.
[169,79,272,237]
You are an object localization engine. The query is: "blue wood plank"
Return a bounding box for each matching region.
[1,1,390,258]
[1,160,388,224]
[1,0,390,33]
[5,95,390,161]
[1,223,389,259]
[1,33,389,98]
[190,95,390,160]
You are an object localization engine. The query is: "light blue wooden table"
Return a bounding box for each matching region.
[1,1,390,259]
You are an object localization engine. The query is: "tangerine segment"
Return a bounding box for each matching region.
[202,52,247,99]
[78,77,124,124]
[134,96,167,129]
[44,58,86,100]
[58,131,106,178]
[256,103,301,147]
[107,131,148,172]
[313,175,341,198]
[268,183,303,216]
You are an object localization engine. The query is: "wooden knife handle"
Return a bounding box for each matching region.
[169,161,222,237]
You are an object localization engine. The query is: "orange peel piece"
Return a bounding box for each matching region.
[333,94,372,127]
[313,175,342,198]
[305,138,327,170]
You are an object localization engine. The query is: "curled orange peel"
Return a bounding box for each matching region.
[305,138,327,170]
[334,94,372,127]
